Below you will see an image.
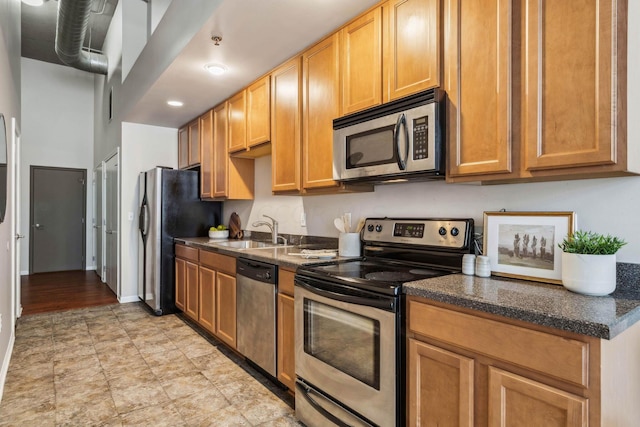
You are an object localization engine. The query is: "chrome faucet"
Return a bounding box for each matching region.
[251,215,287,245]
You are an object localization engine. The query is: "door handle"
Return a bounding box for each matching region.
[33,223,44,230]
[16,233,24,240]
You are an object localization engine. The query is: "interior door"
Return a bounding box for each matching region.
[30,166,86,273]
[104,152,119,295]
[94,163,104,280]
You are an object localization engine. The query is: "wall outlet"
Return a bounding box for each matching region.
[300,212,307,227]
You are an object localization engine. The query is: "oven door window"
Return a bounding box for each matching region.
[303,299,380,390]
[346,125,397,169]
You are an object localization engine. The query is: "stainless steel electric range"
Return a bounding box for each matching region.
[294,217,474,427]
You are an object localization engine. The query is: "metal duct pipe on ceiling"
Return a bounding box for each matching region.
[55,0,108,75]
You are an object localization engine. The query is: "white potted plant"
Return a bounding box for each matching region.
[558,230,626,296]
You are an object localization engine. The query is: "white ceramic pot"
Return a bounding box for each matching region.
[561,252,617,296]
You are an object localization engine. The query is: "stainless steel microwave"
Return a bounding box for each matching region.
[333,89,445,183]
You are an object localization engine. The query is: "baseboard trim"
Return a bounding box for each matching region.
[118,295,140,304]
[0,331,16,403]
[20,270,28,276]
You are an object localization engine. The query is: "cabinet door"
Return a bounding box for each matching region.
[200,110,213,198]
[523,0,618,171]
[488,367,587,427]
[408,339,474,427]
[188,120,200,166]
[175,258,186,311]
[185,260,199,321]
[383,0,440,102]
[341,8,382,115]
[198,266,216,334]
[277,293,295,391]
[228,90,247,153]
[247,75,271,147]
[302,34,341,190]
[444,0,513,178]
[213,102,229,198]
[271,57,302,193]
[178,126,189,169]
[216,272,236,348]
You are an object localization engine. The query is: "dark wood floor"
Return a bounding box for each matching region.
[21,270,118,315]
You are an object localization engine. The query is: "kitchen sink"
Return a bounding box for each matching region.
[214,240,290,249]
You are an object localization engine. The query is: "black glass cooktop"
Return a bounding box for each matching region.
[298,259,456,295]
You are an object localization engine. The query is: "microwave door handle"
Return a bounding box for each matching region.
[394,113,408,170]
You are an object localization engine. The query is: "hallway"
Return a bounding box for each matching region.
[20,271,118,315]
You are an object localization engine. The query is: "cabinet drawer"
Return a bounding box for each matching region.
[175,244,198,262]
[408,300,589,388]
[199,250,236,275]
[279,268,295,297]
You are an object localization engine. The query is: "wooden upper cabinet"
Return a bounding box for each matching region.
[213,102,229,198]
[212,101,255,200]
[271,57,302,193]
[302,34,341,190]
[341,8,382,115]
[188,119,200,166]
[247,75,271,147]
[444,0,513,180]
[383,0,441,102]
[228,91,247,153]
[200,110,213,198]
[178,126,189,169]
[523,0,618,172]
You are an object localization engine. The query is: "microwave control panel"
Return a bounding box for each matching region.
[413,116,429,160]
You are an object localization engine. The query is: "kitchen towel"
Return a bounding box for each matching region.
[229,212,243,239]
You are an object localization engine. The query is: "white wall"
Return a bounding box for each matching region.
[149,0,173,36]
[120,122,177,301]
[0,0,21,401]
[20,58,95,273]
[122,0,148,81]
[225,2,640,265]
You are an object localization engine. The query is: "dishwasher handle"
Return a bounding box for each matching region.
[236,258,277,284]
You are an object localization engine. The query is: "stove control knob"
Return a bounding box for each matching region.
[438,226,447,236]
[367,224,374,232]
[265,272,272,280]
[451,227,460,237]
[375,224,383,233]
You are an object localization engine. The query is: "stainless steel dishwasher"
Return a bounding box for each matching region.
[236,257,278,377]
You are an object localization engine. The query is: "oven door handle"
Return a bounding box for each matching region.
[296,280,396,311]
[394,113,408,171]
[297,382,353,427]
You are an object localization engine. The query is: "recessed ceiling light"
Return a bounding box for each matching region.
[205,63,227,76]
[22,0,46,6]
[167,100,184,107]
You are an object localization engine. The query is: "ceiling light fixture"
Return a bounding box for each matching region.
[205,63,227,76]
[22,0,46,6]
[167,100,184,107]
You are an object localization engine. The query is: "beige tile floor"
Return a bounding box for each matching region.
[0,303,301,426]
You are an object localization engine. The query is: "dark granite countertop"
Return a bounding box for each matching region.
[404,263,640,340]
[174,236,352,270]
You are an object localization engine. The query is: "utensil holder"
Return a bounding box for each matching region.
[339,233,361,257]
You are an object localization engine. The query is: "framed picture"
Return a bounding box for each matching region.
[483,211,576,284]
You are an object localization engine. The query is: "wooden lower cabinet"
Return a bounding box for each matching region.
[198,266,216,334]
[277,268,296,392]
[407,296,640,426]
[184,261,199,321]
[487,367,587,427]
[174,258,186,312]
[408,339,474,426]
[215,271,237,348]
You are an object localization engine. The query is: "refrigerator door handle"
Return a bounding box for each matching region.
[139,202,150,238]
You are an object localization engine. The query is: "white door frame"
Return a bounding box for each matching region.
[93,162,106,281]
[10,117,22,324]
[104,148,120,298]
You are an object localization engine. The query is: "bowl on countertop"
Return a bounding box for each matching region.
[209,229,229,239]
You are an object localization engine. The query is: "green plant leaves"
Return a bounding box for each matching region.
[558,230,627,255]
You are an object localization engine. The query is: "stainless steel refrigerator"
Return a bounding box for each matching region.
[138,167,222,315]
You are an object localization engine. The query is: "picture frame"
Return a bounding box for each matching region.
[483,211,576,284]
